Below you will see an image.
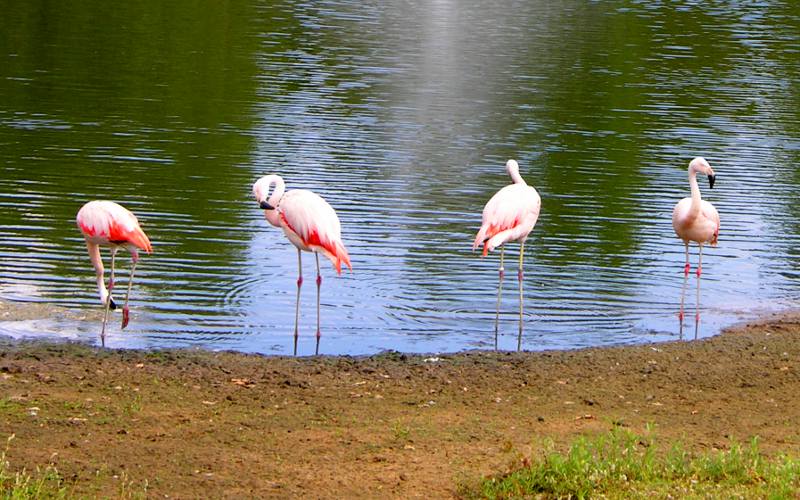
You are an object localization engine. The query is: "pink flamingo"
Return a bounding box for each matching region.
[253,174,352,355]
[473,159,541,351]
[672,157,719,339]
[76,200,153,346]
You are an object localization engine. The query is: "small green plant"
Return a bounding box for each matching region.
[123,394,143,415]
[391,421,411,443]
[465,429,800,499]
[61,401,83,412]
[0,434,70,498]
[0,399,23,417]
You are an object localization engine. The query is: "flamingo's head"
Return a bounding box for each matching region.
[253,174,284,210]
[689,157,716,189]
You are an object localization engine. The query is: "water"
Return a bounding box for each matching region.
[1,1,798,355]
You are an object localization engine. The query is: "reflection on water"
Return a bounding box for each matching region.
[0,1,798,355]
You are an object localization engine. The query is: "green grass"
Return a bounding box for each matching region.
[465,428,800,499]
[1,435,149,499]
[0,399,24,418]
[0,435,69,499]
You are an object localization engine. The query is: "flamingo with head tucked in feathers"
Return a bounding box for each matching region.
[473,159,541,351]
[76,200,152,346]
[672,157,719,339]
[253,174,351,356]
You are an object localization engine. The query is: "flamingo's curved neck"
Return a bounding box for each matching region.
[87,241,109,303]
[265,177,286,227]
[508,167,526,185]
[269,177,286,208]
[688,167,702,219]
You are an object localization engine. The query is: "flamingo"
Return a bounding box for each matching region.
[76,200,152,346]
[473,159,541,351]
[672,157,719,339]
[253,174,351,355]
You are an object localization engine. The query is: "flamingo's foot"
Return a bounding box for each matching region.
[683,263,690,276]
[121,306,130,329]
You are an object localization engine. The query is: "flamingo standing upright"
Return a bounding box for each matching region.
[76,200,152,346]
[672,157,719,339]
[473,159,541,351]
[253,174,351,356]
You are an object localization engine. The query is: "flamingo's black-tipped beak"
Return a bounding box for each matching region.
[708,174,716,189]
[260,201,274,210]
[109,298,117,310]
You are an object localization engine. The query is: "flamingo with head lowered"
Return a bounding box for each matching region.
[76,200,152,346]
[253,174,351,355]
[672,157,719,339]
[473,159,541,351]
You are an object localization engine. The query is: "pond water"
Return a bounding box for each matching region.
[1,1,799,355]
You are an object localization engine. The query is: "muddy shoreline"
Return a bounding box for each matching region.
[1,310,799,497]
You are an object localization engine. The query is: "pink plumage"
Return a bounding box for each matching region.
[76,200,152,345]
[474,160,541,256]
[474,159,541,351]
[672,158,720,247]
[77,200,152,254]
[278,191,352,275]
[671,157,719,339]
[253,174,350,355]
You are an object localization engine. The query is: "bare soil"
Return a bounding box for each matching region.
[1,311,800,498]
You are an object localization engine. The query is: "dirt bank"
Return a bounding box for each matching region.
[1,313,799,498]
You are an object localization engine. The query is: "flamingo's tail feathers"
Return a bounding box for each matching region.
[486,230,514,256]
[334,242,352,276]
[110,221,152,254]
[473,226,489,254]
[127,227,153,254]
[319,241,351,276]
[339,243,352,274]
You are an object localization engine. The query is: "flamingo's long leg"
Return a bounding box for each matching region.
[315,252,322,356]
[494,245,505,350]
[517,240,525,352]
[100,248,118,347]
[294,248,303,356]
[121,253,139,329]
[695,244,703,340]
[678,242,689,340]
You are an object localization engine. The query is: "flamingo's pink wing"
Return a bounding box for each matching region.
[474,184,540,256]
[77,201,152,253]
[280,190,351,274]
